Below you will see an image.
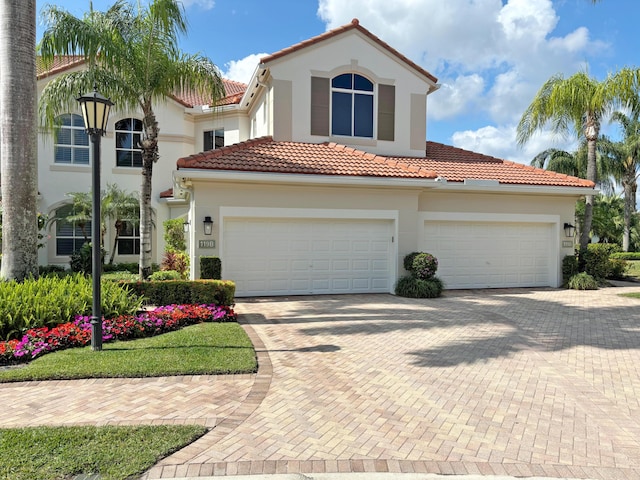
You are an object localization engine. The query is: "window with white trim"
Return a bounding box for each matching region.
[117,220,140,255]
[331,73,374,138]
[54,204,90,256]
[203,128,224,151]
[54,114,90,165]
[115,118,143,167]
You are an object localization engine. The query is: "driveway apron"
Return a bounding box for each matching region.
[148,287,640,479]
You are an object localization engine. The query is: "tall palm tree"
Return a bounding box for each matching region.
[517,69,640,256]
[38,0,225,279]
[600,111,640,251]
[0,0,39,281]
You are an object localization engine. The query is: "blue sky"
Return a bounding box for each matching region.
[36,0,639,164]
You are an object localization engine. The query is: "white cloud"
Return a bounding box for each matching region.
[429,74,484,120]
[223,53,268,84]
[452,125,577,165]
[180,0,215,9]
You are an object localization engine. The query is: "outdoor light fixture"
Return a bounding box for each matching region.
[77,84,114,352]
[183,221,190,233]
[563,223,576,238]
[203,216,213,235]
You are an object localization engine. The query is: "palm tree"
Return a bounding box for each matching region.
[0,0,39,281]
[38,0,225,279]
[600,111,640,251]
[517,69,640,256]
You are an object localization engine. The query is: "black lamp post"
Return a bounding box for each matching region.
[77,85,113,351]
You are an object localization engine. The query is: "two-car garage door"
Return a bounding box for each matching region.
[421,220,555,289]
[223,217,394,297]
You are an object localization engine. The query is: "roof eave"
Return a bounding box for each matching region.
[428,182,597,196]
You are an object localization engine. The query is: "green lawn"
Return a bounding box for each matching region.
[0,322,257,383]
[0,425,207,480]
[0,320,257,479]
[625,260,640,280]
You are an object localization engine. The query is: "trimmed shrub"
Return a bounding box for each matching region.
[411,253,438,280]
[562,255,580,285]
[121,280,236,306]
[611,252,640,261]
[584,243,621,280]
[200,256,222,280]
[38,265,67,276]
[0,274,143,340]
[403,252,421,271]
[150,270,182,281]
[395,276,444,298]
[70,243,106,274]
[609,258,629,279]
[102,271,139,281]
[567,272,598,290]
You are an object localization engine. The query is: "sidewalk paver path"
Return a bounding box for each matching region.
[4,286,640,479]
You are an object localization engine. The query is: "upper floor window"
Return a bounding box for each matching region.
[331,73,374,138]
[55,114,90,165]
[54,204,90,256]
[115,118,143,167]
[204,129,224,151]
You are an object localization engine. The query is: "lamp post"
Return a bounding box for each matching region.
[77,85,113,351]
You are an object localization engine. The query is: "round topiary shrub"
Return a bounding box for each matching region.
[395,275,444,298]
[403,252,421,271]
[567,272,598,290]
[411,252,438,280]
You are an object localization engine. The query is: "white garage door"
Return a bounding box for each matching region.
[422,221,553,289]
[223,218,394,296]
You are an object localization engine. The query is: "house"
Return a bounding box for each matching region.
[36,19,594,296]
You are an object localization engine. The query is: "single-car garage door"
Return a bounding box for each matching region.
[223,218,394,296]
[422,221,554,289]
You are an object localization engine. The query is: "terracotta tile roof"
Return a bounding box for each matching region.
[177,136,437,178]
[160,188,174,198]
[36,56,85,79]
[260,19,438,85]
[422,141,594,187]
[172,79,247,107]
[176,137,594,189]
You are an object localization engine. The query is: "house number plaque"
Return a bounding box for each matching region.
[199,240,216,248]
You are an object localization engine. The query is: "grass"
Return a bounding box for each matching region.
[624,260,640,280]
[0,424,207,480]
[0,322,257,382]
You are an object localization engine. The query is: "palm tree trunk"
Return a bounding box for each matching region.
[139,102,158,280]
[623,178,633,252]
[0,0,39,281]
[579,137,598,256]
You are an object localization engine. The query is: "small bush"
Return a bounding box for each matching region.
[609,258,629,279]
[38,265,67,276]
[562,255,580,285]
[403,252,421,271]
[611,252,640,261]
[121,280,236,306]
[583,243,621,280]
[411,253,438,280]
[150,270,182,281]
[200,256,221,280]
[567,272,599,290]
[395,275,444,298]
[102,271,139,281]
[161,251,189,279]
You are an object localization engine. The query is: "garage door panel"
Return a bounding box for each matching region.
[225,218,393,296]
[422,220,552,289]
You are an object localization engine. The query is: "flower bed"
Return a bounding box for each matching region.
[0,304,236,366]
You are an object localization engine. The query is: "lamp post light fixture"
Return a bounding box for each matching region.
[203,216,213,235]
[77,84,113,351]
[563,223,576,238]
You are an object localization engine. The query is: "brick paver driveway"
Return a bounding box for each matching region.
[4,286,640,479]
[149,286,640,479]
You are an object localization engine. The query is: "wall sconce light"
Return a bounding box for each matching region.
[183,221,190,233]
[563,223,575,238]
[203,216,213,235]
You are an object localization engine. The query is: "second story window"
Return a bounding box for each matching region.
[204,129,224,151]
[115,118,143,167]
[331,73,374,138]
[55,114,90,165]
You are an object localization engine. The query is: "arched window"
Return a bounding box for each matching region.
[115,118,143,167]
[54,114,90,165]
[331,73,374,138]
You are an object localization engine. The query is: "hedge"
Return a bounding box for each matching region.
[611,252,640,260]
[120,280,235,306]
[200,256,222,280]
